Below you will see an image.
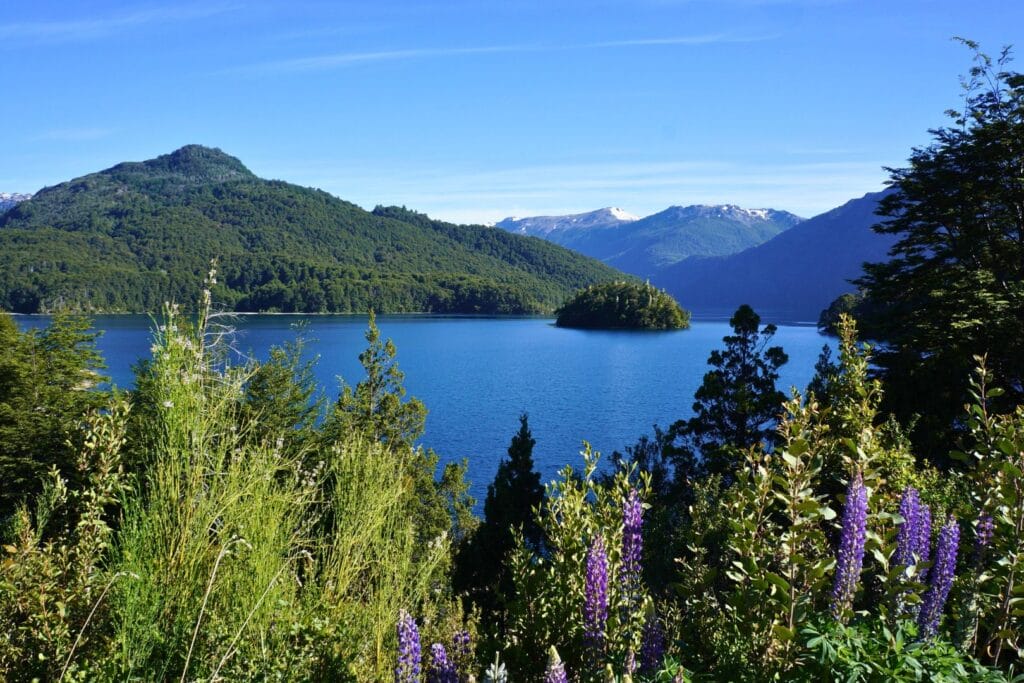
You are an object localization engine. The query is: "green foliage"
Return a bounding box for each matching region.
[856,43,1024,455]
[0,310,109,520]
[454,414,545,632]
[0,146,623,314]
[797,616,1017,683]
[956,358,1024,667]
[503,448,654,681]
[667,304,788,482]
[555,281,690,330]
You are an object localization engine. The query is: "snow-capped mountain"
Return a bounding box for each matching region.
[0,192,31,213]
[495,207,638,236]
[495,204,803,278]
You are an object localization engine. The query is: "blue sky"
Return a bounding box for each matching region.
[3,0,1022,223]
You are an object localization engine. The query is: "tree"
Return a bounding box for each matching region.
[0,312,108,520]
[324,310,426,448]
[454,414,544,622]
[667,304,788,482]
[856,42,1024,457]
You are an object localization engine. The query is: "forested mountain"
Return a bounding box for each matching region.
[497,204,801,278]
[651,191,896,319]
[0,146,623,314]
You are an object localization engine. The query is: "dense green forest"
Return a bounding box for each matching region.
[0,145,623,314]
[1,47,1023,682]
[555,281,690,329]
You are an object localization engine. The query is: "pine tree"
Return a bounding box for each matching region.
[454,414,544,618]
[667,304,788,482]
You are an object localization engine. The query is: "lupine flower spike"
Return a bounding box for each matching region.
[895,486,922,568]
[640,607,666,674]
[427,643,457,683]
[621,487,644,598]
[584,534,610,658]
[396,610,421,683]
[830,471,869,619]
[974,513,994,568]
[544,646,569,683]
[918,515,960,639]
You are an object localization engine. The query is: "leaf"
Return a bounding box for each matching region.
[772,624,796,642]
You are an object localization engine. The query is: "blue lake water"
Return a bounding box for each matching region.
[15,314,834,503]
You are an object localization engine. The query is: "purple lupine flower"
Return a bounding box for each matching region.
[621,487,644,599]
[427,643,457,683]
[584,534,610,655]
[544,646,568,683]
[396,610,421,683]
[895,486,922,568]
[830,472,869,619]
[451,630,470,673]
[918,515,960,639]
[915,504,932,565]
[974,513,994,567]
[640,610,666,674]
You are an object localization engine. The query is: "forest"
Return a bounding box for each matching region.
[0,146,622,315]
[0,47,1023,682]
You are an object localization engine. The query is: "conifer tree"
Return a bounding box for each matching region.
[454,414,544,618]
[667,304,788,483]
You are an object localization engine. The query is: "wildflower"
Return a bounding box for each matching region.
[918,515,960,639]
[395,610,421,683]
[974,512,994,567]
[895,486,922,568]
[621,487,643,599]
[452,629,471,668]
[916,503,932,565]
[584,534,609,656]
[427,643,456,683]
[640,608,666,674]
[830,471,869,619]
[544,646,568,683]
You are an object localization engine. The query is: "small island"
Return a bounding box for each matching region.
[555,280,690,330]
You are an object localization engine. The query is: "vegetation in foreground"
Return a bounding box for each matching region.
[555,281,689,330]
[1,43,1023,683]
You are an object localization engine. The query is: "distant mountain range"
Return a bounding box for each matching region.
[0,146,622,314]
[496,204,802,278]
[651,191,896,320]
[0,192,31,213]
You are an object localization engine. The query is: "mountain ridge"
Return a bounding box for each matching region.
[497,203,803,278]
[0,146,624,314]
[651,190,896,319]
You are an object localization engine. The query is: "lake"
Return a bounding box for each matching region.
[15,313,834,503]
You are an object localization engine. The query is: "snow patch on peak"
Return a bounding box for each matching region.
[607,207,639,222]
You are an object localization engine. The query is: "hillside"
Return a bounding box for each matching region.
[0,146,624,314]
[497,204,802,278]
[652,191,896,320]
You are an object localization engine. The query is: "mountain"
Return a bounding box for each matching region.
[0,145,624,314]
[0,192,31,213]
[496,207,639,236]
[496,204,802,278]
[651,191,897,320]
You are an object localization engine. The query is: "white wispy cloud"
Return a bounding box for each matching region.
[0,4,240,43]
[225,31,777,75]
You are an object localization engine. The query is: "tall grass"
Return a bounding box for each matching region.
[2,291,457,681]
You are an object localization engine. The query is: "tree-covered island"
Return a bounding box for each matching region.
[554,280,690,329]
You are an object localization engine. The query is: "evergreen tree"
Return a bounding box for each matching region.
[324,310,426,448]
[0,312,108,520]
[856,43,1024,458]
[667,304,788,482]
[454,414,544,620]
